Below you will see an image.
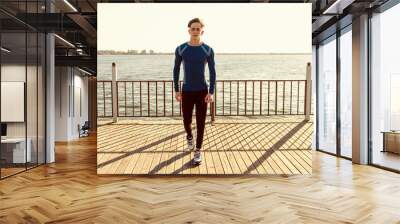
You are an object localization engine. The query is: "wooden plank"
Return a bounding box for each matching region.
[253,150,275,174]
[287,150,311,174]
[231,124,259,174]
[122,153,141,174]
[147,144,165,174]
[248,123,277,174]
[215,131,233,174]
[182,147,192,175]
[159,153,175,174]
[245,150,266,174]
[160,152,173,175]
[164,131,179,174]
[236,124,264,174]
[198,142,209,174]
[222,124,243,174]
[225,150,242,174]
[211,124,229,174]
[204,128,217,175]
[169,137,183,174]
[136,134,161,174]
[270,152,292,174]
[143,133,164,174]
[240,150,259,174]
[204,151,216,175]
[297,150,312,167]
[130,135,153,174]
[210,126,225,175]
[275,151,301,175]
[97,153,122,174]
[212,151,225,174]
[140,152,156,175]
[131,151,147,174]
[98,131,134,173]
[266,152,284,174]
[107,153,128,174]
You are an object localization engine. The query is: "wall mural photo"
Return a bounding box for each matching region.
[96,3,313,175]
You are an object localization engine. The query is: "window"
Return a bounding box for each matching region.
[317,35,337,154]
[370,3,400,171]
[340,26,352,158]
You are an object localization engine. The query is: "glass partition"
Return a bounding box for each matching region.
[370,4,400,171]
[339,26,352,158]
[317,35,337,154]
[27,30,38,169]
[0,1,46,179]
[38,32,46,165]
[1,31,28,178]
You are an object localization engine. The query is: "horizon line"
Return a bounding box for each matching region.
[98,51,311,55]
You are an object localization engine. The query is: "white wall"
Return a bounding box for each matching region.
[71,71,89,138]
[55,66,69,141]
[1,65,27,138]
[55,67,89,141]
[1,65,26,125]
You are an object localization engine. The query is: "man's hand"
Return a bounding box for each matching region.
[205,93,214,103]
[175,91,182,102]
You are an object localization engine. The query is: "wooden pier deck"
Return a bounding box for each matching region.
[97,116,313,175]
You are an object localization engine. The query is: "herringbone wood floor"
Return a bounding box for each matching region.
[1,120,400,223]
[97,116,312,175]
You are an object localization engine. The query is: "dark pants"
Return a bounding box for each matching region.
[182,89,208,149]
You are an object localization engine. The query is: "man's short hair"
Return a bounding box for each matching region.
[188,18,204,28]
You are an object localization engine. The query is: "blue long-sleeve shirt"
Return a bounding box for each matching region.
[173,42,216,94]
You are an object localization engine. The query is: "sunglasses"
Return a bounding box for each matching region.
[190,27,201,31]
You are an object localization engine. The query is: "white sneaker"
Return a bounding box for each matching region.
[193,149,202,164]
[185,137,195,151]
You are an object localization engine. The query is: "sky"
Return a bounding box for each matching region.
[98,3,311,54]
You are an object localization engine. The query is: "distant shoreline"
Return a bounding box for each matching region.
[98,52,311,56]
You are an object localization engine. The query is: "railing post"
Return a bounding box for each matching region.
[112,62,118,123]
[211,101,215,126]
[210,84,216,125]
[305,62,312,121]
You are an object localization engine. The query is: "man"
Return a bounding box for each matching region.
[173,17,216,165]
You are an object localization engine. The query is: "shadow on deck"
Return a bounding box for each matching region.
[97,115,313,175]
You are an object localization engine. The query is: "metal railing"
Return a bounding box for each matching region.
[97,81,113,117]
[97,63,313,123]
[97,79,310,117]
